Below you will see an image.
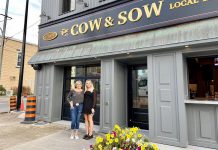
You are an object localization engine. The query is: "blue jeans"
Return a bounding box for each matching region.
[70,104,83,130]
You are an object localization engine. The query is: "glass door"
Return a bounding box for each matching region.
[62,65,101,125]
[128,65,149,130]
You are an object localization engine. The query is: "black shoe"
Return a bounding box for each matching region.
[83,134,88,139]
[85,135,93,140]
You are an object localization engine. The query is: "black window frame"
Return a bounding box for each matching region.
[16,51,22,68]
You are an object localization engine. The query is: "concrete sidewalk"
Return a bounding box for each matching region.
[3,127,215,150]
[4,130,95,150]
[0,112,216,150]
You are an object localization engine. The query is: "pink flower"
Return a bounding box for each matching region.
[111,131,117,137]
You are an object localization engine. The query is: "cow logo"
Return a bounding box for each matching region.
[43,32,58,41]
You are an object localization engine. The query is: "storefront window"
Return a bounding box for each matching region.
[71,66,85,77]
[187,56,218,101]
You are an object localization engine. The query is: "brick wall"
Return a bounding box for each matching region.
[0,38,37,94]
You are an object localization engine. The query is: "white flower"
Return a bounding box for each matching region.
[136,139,143,145]
[112,147,117,150]
[132,138,136,143]
[126,138,130,142]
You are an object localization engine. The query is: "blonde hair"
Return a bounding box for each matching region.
[85,80,94,92]
[74,80,82,89]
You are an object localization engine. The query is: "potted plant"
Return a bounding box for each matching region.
[90,125,158,150]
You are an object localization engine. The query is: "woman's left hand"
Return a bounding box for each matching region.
[91,108,95,114]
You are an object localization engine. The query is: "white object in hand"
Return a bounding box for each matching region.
[76,103,79,106]
[91,108,95,114]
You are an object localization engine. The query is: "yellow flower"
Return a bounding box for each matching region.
[129,132,134,137]
[120,135,124,140]
[106,142,109,145]
[143,143,148,148]
[109,139,113,144]
[135,127,139,132]
[106,134,111,141]
[152,143,159,150]
[126,134,131,139]
[111,134,114,138]
[96,136,103,144]
[114,124,121,130]
[141,145,146,150]
[130,128,134,132]
[115,138,119,143]
[137,134,142,138]
[98,144,102,149]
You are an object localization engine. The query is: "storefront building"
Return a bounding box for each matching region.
[29,0,218,149]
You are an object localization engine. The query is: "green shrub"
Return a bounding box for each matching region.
[11,86,32,96]
[0,85,6,96]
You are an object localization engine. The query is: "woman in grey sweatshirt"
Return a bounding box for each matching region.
[67,80,84,140]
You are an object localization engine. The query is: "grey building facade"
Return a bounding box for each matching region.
[30,0,218,149]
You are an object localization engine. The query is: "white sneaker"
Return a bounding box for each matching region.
[75,135,79,140]
[70,135,74,139]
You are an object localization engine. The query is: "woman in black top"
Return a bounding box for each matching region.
[82,80,97,140]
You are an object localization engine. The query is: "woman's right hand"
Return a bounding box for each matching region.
[69,101,74,109]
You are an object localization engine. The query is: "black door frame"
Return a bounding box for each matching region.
[127,64,149,130]
[61,65,101,125]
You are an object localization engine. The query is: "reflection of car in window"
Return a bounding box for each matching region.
[138,78,148,97]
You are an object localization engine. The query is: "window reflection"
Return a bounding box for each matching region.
[87,66,101,77]
[187,56,218,101]
[132,69,148,109]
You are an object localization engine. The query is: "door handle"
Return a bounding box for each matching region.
[105,101,109,105]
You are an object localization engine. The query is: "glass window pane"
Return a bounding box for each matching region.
[92,79,100,105]
[86,66,101,77]
[71,66,85,77]
[132,68,148,109]
[187,56,218,101]
[17,52,22,67]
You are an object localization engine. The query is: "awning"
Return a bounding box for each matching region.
[29,17,218,64]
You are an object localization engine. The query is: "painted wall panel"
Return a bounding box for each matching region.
[160,89,172,102]
[35,64,53,122]
[159,60,171,84]
[152,53,181,146]
[113,61,127,127]
[41,0,119,24]
[160,106,173,133]
[100,60,112,131]
[199,110,213,139]
[35,70,43,120]
[104,87,110,124]
[41,0,60,24]
[51,66,64,122]
[187,104,218,149]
